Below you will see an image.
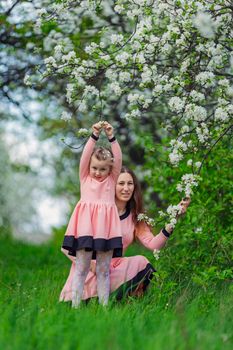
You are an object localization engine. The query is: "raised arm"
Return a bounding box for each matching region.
[103,122,122,181]
[79,135,98,180]
[109,138,122,181]
[79,122,102,180]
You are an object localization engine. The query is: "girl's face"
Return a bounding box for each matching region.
[115,173,135,202]
[89,155,111,181]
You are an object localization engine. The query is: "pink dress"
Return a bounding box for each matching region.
[62,134,122,258]
[60,208,169,301]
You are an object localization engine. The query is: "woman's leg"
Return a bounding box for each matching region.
[96,250,113,306]
[72,249,92,308]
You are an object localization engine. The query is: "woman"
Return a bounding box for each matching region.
[60,166,190,301]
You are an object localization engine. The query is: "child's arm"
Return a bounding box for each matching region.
[104,122,122,181]
[79,122,102,180]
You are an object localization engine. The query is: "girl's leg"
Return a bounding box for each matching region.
[72,249,92,308]
[96,250,113,306]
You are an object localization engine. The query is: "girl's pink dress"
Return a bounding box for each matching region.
[62,134,122,258]
[60,209,169,301]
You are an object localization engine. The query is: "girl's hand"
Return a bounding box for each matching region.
[92,122,103,137]
[177,197,191,218]
[103,121,114,139]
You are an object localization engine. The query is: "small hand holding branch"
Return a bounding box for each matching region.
[92,121,103,137]
[103,121,114,139]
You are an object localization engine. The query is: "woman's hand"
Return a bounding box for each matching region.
[103,121,114,139]
[165,197,191,234]
[92,121,103,137]
[177,197,191,218]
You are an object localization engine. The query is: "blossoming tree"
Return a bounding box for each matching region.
[35,0,233,227]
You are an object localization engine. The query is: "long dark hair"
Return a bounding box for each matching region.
[120,166,144,224]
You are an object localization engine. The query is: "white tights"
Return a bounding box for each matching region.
[72,249,113,307]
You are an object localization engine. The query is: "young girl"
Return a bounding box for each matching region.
[62,121,122,307]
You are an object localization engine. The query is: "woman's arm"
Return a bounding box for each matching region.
[135,197,191,251]
[135,222,169,251]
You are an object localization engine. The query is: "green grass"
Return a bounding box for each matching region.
[0,232,232,350]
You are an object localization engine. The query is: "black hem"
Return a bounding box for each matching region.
[113,263,156,300]
[62,235,123,259]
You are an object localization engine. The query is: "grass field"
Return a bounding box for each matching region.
[0,232,232,350]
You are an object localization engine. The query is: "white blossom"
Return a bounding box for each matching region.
[115,52,130,65]
[141,68,153,83]
[190,90,205,102]
[196,71,215,88]
[214,107,229,122]
[169,149,183,167]
[114,5,124,14]
[85,43,98,54]
[193,12,216,38]
[83,85,99,97]
[196,123,209,143]
[76,128,90,137]
[194,227,203,233]
[110,34,124,45]
[61,111,72,121]
[62,51,76,63]
[137,213,155,226]
[24,74,31,86]
[44,56,57,68]
[131,109,141,119]
[195,161,202,169]
[66,84,75,104]
[119,72,131,82]
[109,82,122,96]
[184,104,207,122]
[153,249,160,260]
[169,97,186,113]
[78,101,87,112]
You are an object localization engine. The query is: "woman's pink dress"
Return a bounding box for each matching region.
[60,209,169,301]
[62,134,123,258]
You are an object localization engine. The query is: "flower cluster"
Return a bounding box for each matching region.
[61,111,72,122]
[176,174,200,197]
[153,249,160,261]
[76,128,90,138]
[137,213,155,227]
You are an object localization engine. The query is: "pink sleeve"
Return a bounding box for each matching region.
[79,136,96,180]
[135,223,169,251]
[110,138,122,181]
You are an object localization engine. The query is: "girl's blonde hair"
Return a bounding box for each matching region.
[91,147,114,166]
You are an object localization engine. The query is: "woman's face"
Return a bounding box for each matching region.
[115,172,135,202]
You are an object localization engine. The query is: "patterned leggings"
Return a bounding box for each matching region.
[72,249,113,307]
